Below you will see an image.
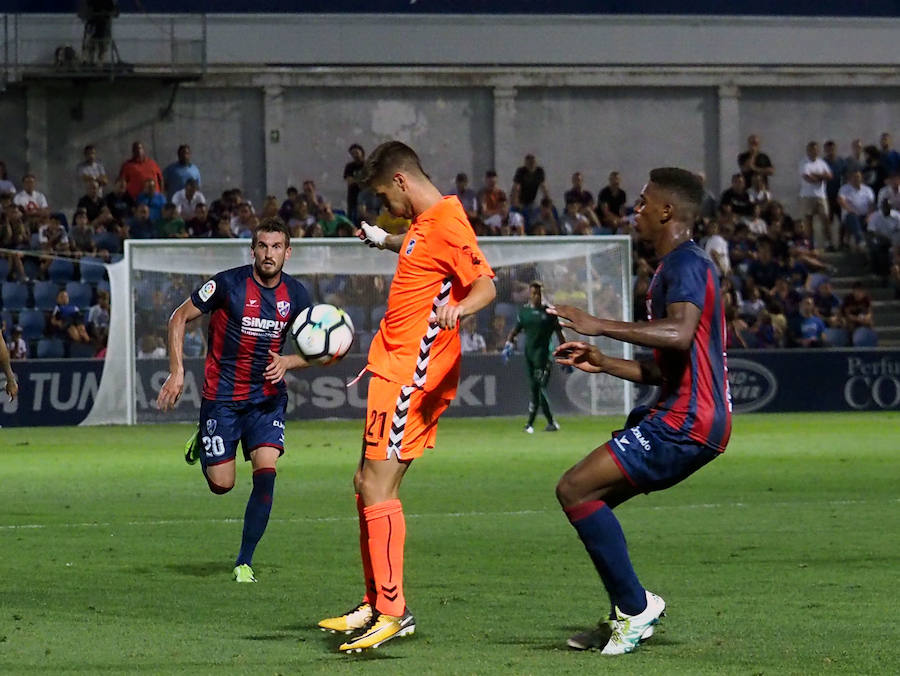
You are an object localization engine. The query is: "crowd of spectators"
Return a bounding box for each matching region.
[3,132,899,359]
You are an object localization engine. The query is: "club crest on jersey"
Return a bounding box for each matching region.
[198,280,216,302]
[206,419,217,436]
[405,239,416,255]
[277,300,291,318]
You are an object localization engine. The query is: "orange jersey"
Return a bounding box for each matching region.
[367,196,494,399]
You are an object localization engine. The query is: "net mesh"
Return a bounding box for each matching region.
[85,236,632,425]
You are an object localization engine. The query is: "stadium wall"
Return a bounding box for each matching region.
[3,351,899,428]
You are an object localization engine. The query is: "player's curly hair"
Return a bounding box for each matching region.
[360,141,428,188]
[253,217,291,247]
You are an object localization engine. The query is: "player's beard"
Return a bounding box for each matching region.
[255,258,283,282]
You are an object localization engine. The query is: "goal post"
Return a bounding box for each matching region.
[83,236,632,426]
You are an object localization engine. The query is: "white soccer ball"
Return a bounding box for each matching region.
[290,303,355,365]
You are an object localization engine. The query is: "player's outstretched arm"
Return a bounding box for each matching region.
[157,298,203,412]
[263,350,310,384]
[0,338,17,401]
[550,301,701,351]
[555,341,662,384]
[433,276,496,330]
[357,221,404,254]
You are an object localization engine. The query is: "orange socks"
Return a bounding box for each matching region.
[363,499,406,616]
[356,494,376,605]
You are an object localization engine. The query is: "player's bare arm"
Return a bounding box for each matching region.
[555,341,662,384]
[157,298,203,411]
[549,301,701,351]
[0,337,17,400]
[433,275,497,330]
[263,350,310,384]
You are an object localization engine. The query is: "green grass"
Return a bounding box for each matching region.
[1,412,898,675]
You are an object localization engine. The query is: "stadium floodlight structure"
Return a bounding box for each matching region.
[83,236,632,426]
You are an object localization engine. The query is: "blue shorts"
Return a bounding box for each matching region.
[197,395,287,468]
[606,408,720,493]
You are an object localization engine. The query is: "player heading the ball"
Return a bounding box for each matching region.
[156,217,317,584]
[317,140,497,653]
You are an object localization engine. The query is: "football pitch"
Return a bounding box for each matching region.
[1,412,897,675]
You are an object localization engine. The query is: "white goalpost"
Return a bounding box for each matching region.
[82,236,633,426]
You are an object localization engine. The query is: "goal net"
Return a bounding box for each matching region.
[82,236,632,425]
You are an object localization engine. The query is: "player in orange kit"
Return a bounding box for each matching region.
[317,141,496,652]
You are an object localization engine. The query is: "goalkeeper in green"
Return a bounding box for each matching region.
[503,281,566,433]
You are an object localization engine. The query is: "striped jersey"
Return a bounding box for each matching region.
[366,196,495,399]
[191,265,311,402]
[645,240,732,451]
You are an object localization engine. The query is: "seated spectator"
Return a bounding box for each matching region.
[184,324,206,358]
[839,282,874,332]
[560,198,600,235]
[335,221,356,238]
[483,194,525,235]
[747,172,772,209]
[126,203,156,239]
[135,178,165,222]
[747,238,783,297]
[171,178,206,218]
[69,208,96,255]
[450,173,479,222]
[186,202,214,238]
[486,314,510,353]
[7,324,27,360]
[795,295,826,347]
[703,219,731,279]
[812,280,841,326]
[770,276,801,316]
[287,199,316,238]
[877,172,900,211]
[564,172,594,213]
[155,202,187,238]
[739,286,766,324]
[837,169,875,250]
[597,171,628,231]
[14,173,51,221]
[76,144,108,191]
[260,194,280,220]
[478,170,506,222]
[459,315,487,354]
[529,197,560,235]
[279,186,301,223]
[725,305,750,349]
[788,216,832,274]
[104,177,135,223]
[213,214,235,238]
[50,289,91,344]
[301,180,325,218]
[303,222,325,238]
[76,179,106,223]
[754,309,780,348]
[743,202,768,237]
[867,199,900,279]
[318,202,354,237]
[0,160,16,197]
[720,173,753,218]
[39,213,72,255]
[209,189,237,221]
[87,289,110,339]
[137,333,166,359]
[230,202,257,238]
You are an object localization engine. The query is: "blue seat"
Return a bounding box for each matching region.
[19,309,46,341]
[96,279,111,296]
[47,258,76,284]
[852,327,878,347]
[22,256,40,281]
[0,257,10,281]
[68,341,97,359]
[36,337,65,359]
[79,256,107,284]
[33,281,60,311]
[823,327,850,347]
[2,281,29,311]
[66,281,93,309]
[93,231,121,254]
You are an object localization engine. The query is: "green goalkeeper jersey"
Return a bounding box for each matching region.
[515,303,560,363]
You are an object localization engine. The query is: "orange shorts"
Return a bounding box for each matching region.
[363,374,452,461]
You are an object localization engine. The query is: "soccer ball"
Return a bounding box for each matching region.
[290,304,355,365]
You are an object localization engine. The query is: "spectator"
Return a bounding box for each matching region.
[725,305,750,349]
[720,173,753,218]
[183,324,206,358]
[14,173,51,220]
[87,289,110,339]
[137,333,166,359]
[118,141,163,200]
[317,202,354,237]
[213,214,235,239]
[597,171,627,230]
[287,199,316,238]
[812,280,841,326]
[155,202,187,238]
[861,144,886,196]
[186,202,214,238]
[738,133,775,187]
[837,169,875,250]
[0,161,16,197]
[486,314,510,353]
[483,194,524,236]
[798,141,835,251]
[747,238,783,297]
[278,186,300,222]
[560,197,600,235]
[844,138,865,177]
[7,325,27,360]
[530,197,560,235]
[867,199,900,279]
[303,222,325,238]
[703,219,731,279]
[478,169,506,222]
[743,202,768,237]
[696,171,719,225]
[135,178,165,223]
[171,178,205,218]
[459,315,487,354]
[38,213,71,255]
[126,203,156,239]
[564,172,594,213]
[3,205,30,281]
[747,173,772,209]
[877,172,900,211]
[795,295,826,347]
[754,309,780,348]
[511,153,548,222]
[840,282,874,332]
[728,221,756,276]
[771,276,801,316]
[822,140,845,225]
[104,176,134,223]
[162,144,201,200]
[300,179,325,218]
[51,289,91,344]
[258,195,280,221]
[739,286,766,324]
[209,189,237,222]
[76,178,105,223]
[879,132,900,180]
[356,185,382,227]
[450,172,478,222]
[788,216,832,274]
[343,143,365,224]
[69,208,96,255]
[76,144,108,191]
[230,202,257,238]
[374,204,411,235]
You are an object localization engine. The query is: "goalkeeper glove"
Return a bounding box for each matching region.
[359,221,388,249]
[500,341,514,363]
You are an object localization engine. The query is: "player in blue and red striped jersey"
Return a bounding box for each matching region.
[550,167,732,655]
[156,218,313,583]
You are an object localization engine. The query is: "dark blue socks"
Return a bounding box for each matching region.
[236,468,276,567]
[564,500,647,616]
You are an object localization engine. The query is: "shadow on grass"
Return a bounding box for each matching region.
[163,562,229,577]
